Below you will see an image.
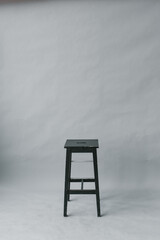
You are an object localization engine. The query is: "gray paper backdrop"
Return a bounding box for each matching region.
[0,0,160,190]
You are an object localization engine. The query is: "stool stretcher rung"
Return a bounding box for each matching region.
[70,178,95,182]
[68,190,96,194]
[71,160,93,163]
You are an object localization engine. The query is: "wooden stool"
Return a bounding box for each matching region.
[63,139,101,217]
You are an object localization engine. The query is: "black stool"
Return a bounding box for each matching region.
[63,139,101,217]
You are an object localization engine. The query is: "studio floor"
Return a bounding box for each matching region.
[0,182,159,240]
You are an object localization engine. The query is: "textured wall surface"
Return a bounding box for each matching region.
[0,0,160,189]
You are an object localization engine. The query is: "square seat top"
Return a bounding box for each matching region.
[64,139,99,148]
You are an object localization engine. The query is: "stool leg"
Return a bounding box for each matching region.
[63,149,70,216]
[67,152,72,201]
[93,149,101,217]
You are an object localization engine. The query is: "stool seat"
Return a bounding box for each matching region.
[64,139,99,148]
[63,139,101,217]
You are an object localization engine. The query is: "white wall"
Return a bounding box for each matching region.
[0,0,160,189]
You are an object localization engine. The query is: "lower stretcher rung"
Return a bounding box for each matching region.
[68,189,96,194]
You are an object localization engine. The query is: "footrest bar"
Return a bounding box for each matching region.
[68,190,96,194]
[70,178,95,182]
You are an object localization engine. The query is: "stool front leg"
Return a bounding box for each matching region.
[63,149,70,216]
[93,149,101,217]
[67,152,72,201]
